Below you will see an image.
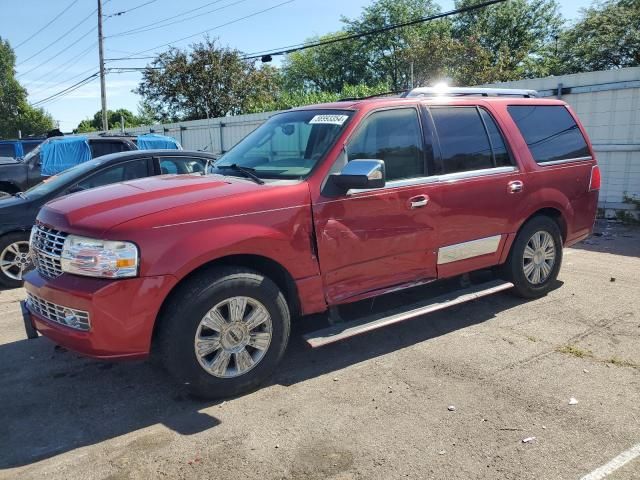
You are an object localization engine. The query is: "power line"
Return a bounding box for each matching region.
[25,42,98,95]
[16,7,97,68]
[107,0,228,37]
[107,0,250,38]
[108,0,251,38]
[17,25,98,79]
[243,0,508,60]
[13,0,80,50]
[106,0,158,18]
[31,72,100,107]
[116,0,295,59]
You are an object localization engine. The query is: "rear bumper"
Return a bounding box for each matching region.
[23,269,178,360]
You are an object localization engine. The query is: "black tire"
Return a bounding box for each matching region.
[0,232,31,289]
[157,267,290,399]
[504,216,563,298]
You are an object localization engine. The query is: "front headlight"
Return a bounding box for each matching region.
[60,235,138,278]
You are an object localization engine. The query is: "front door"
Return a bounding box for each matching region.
[313,107,440,305]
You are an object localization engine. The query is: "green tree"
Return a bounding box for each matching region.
[136,38,281,121]
[281,32,375,93]
[452,0,564,81]
[559,0,640,73]
[75,108,148,133]
[342,0,444,90]
[0,37,54,138]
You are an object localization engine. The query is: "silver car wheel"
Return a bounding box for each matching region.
[194,296,273,378]
[0,241,31,281]
[522,230,556,285]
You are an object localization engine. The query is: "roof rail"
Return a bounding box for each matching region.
[404,87,538,98]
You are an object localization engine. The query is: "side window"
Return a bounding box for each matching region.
[74,159,148,191]
[507,105,590,163]
[0,144,15,157]
[347,108,425,181]
[22,142,40,155]
[90,141,130,159]
[431,107,494,174]
[479,109,512,167]
[158,156,206,175]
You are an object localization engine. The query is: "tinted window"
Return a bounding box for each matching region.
[159,156,206,175]
[508,105,590,163]
[480,109,512,167]
[22,142,40,155]
[431,107,493,173]
[75,159,148,190]
[90,140,131,159]
[348,108,424,181]
[0,144,15,157]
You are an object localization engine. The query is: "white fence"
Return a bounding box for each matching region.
[110,67,640,211]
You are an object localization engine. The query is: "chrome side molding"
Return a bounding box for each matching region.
[437,235,502,265]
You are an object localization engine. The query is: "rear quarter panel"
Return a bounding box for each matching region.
[491,101,598,245]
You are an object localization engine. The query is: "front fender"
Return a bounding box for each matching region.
[108,201,319,283]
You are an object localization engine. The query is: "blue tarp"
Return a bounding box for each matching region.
[136,133,181,150]
[41,136,92,176]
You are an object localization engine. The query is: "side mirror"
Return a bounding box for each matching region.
[331,159,385,192]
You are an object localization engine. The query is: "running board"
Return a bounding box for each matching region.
[304,279,514,348]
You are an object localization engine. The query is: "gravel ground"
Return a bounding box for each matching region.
[0,220,638,480]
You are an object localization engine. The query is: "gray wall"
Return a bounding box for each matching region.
[110,67,640,211]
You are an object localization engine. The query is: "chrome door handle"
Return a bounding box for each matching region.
[508,180,524,193]
[409,195,429,209]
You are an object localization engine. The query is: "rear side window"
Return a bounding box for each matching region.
[430,107,494,174]
[90,141,131,159]
[479,109,511,167]
[507,105,590,163]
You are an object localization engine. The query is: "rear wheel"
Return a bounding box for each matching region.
[504,216,563,298]
[0,232,32,288]
[157,267,290,399]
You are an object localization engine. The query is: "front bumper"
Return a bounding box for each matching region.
[22,269,178,360]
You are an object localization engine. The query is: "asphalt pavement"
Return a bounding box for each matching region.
[0,220,638,480]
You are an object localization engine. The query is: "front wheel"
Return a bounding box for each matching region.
[504,216,563,298]
[0,232,32,288]
[157,267,290,399]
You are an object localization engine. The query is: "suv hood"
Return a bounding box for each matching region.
[39,174,299,236]
[0,156,19,165]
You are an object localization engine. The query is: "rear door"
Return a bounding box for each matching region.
[427,105,524,278]
[313,107,440,304]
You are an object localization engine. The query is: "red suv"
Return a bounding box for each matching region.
[22,88,600,398]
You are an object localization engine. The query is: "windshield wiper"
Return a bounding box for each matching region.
[216,164,265,185]
[13,192,26,199]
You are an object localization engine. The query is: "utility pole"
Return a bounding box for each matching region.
[97,0,108,131]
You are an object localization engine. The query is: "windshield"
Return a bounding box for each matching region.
[24,158,102,199]
[213,109,353,179]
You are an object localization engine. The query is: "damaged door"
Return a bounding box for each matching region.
[313,107,440,305]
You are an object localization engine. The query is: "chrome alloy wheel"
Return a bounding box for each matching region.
[0,241,31,281]
[194,296,273,378]
[522,230,556,285]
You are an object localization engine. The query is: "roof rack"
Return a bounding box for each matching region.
[404,87,538,98]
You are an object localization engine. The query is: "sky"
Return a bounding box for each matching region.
[1,0,593,132]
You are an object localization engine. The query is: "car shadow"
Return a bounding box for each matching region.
[0,273,553,469]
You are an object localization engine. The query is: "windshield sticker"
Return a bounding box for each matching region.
[309,114,349,126]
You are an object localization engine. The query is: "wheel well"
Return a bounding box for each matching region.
[0,182,18,194]
[152,254,301,342]
[527,207,567,242]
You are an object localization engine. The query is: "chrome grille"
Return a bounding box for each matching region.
[26,292,90,331]
[31,224,67,279]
